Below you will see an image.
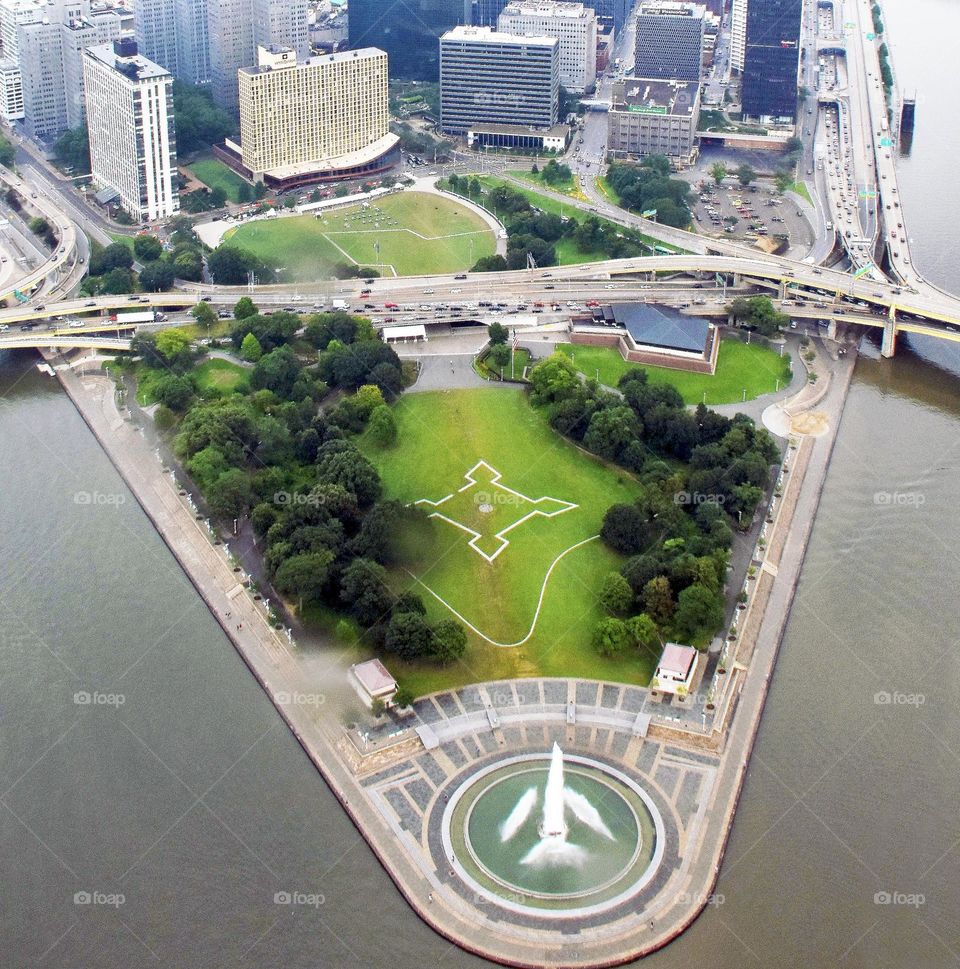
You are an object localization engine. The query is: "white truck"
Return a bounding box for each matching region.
[332,299,349,310]
[108,310,157,324]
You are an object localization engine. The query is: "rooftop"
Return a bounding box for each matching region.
[85,41,170,80]
[469,122,570,138]
[657,643,698,678]
[441,25,558,47]
[637,1,706,17]
[351,658,397,697]
[241,45,385,76]
[612,79,698,115]
[500,1,594,20]
[605,302,710,354]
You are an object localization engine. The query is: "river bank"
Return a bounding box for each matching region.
[42,336,855,966]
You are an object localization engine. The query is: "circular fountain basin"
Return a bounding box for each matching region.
[443,754,664,915]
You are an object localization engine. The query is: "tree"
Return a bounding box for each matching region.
[710,162,727,186]
[240,332,263,363]
[487,321,509,345]
[583,406,639,461]
[209,186,228,208]
[472,254,508,273]
[139,260,176,291]
[171,81,234,154]
[736,164,756,187]
[154,328,193,367]
[251,345,301,398]
[53,125,90,174]
[395,591,426,616]
[392,686,415,709]
[253,181,268,201]
[627,613,660,651]
[152,374,193,411]
[642,576,675,626]
[352,384,386,419]
[90,242,133,275]
[672,583,725,646]
[208,246,274,285]
[236,181,252,203]
[273,550,335,610]
[601,503,647,555]
[367,405,397,447]
[593,617,630,657]
[774,169,793,194]
[529,352,579,404]
[191,302,217,330]
[233,296,258,319]
[206,468,253,520]
[431,620,467,664]
[316,442,382,507]
[488,344,511,370]
[133,234,163,261]
[340,558,393,625]
[600,572,634,616]
[385,611,433,660]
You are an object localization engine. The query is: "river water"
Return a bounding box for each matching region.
[2,2,959,964]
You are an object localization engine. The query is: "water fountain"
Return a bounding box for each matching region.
[445,743,664,912]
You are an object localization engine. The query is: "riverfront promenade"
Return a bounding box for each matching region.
[47,342,855,966]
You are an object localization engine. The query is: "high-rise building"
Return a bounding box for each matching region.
[252,0,308,58]
[633,1,705,82]
[226,45,397,189]
[207,0,253,111]
[132,0,178,75]
[584,0,628,34]
[470,0,509,26]
[439,25,558,134]
[728,0,746,73]
[174,0,210,85]
[83,39,178,221]
[742,0,802,121]
[607,78,700,165]
[349,0,470,80]
[0,57,22,120]
[62,8,126,128]
[497,1,596,93]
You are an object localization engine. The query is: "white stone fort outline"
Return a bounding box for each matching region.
[414,460,578,563]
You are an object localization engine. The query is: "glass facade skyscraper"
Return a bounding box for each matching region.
[349,0,470,79]
[741,0,802,121]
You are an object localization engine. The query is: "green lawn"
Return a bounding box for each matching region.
[510,168,583,199]
[193,358,250,396]
[223,192,495,279]
[558,336,793,404]
[358,389,652,696]
[787,181,813,205]
[188,156,250,203]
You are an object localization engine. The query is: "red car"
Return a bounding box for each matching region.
[585,299,600,307]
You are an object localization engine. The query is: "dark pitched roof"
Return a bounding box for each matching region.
[609,302,709,354]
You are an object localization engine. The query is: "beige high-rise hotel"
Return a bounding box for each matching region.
[223,45,398,191]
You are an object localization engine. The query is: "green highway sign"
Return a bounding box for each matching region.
[858,189,877,199]
[641,209,657,218]
[853,263,874,278]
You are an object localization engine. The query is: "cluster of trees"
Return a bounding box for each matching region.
[143,303,463,666]
[533,160,573,186]
[447,180,648,271]
[28,217,57,249]
[528,353,779,650]
[0,133,15,168]
[309,312,405,397]
[83,241,136,294]
[53,126,90,174]
[391,120,453,160]
[726,295,790,336]
[607,156,692,228]
[208,246,277,285]
[711,161,759,188]
[172,82,234,154]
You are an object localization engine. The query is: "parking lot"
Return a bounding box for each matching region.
[688,177,814,254]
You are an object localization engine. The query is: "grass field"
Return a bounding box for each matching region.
[193,358,250,396]
[358,389,652,696]
[223,192,495,279]
[510,168,585,200]
[558,336,793,404]
[188,157,250,203]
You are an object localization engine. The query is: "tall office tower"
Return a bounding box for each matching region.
[439,26,558,133]
[498,1,596,93]
[349,0,470,80]
[207,0,253,110]
[471,0,509,26]
[252,0,308,58]
[17,2,90,142]
[62,7,125,128]
[729,0,746,73]
[231,45,396,188]
[174,0,210,84]
[0,58,22,120]
[742,0,802,121]
[584,0,628,34]
[633,1,705,82]
[132,0,178,75]
[83,39,178,221]
[0,0,47,58]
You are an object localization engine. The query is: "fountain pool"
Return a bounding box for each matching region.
[443,749,665,915]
